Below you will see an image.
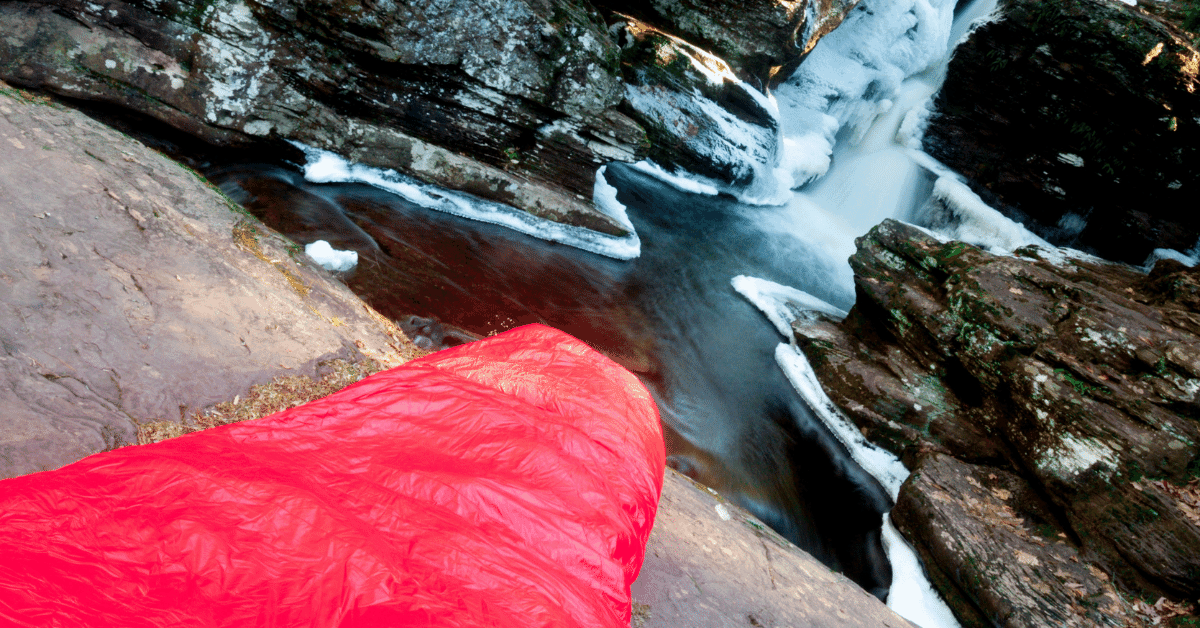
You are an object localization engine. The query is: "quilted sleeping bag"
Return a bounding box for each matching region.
[0,324,665,627]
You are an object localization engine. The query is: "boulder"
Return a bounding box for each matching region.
[923,0,1200,264]
[790,220,1200,626]
[0,81,420,478]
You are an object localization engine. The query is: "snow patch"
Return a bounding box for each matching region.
[292,143,641,260]
[731,275,848,337]
[305,240,358,272]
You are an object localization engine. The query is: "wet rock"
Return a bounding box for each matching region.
[0,82,420,478]
[595,0,860,86]
[0,0,642,233]
[791,220,1200,625]
[923,0,1200,264]
[892,454,1137,628]
[613,17,781,194]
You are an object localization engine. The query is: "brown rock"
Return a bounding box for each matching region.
[0,82,419,478]
[892,454,1140,628]
[634,469,916,628]
[791,220,1200,624]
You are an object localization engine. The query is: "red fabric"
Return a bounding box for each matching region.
[0,324,664,627]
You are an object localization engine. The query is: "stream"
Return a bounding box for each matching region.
[206,0,1030,624]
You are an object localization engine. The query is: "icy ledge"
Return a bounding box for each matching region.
[733,275,961,628]
[291,143,641,260]
[775,346,962,628]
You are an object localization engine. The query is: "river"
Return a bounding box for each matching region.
[207,0,1025,623]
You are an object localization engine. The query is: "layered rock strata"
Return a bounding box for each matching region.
[0,0,859,233]
[790,220,1200,626]
[924,0,1200,264]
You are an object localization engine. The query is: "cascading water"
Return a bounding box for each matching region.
[202,0,1061,625]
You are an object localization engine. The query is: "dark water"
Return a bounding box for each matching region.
[213,161,895,597]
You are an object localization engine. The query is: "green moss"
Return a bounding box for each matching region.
[1054,368,1108,396]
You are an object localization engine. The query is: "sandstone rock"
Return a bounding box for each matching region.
[0,81,419,478]
[0,0,643,234]
[633,468,916,628]
[923,0,1200,264]
[791,220,1200,625]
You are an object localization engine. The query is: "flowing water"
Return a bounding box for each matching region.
[207,0,1026,623]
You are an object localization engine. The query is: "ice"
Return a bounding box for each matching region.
[305,240,358,272]
[593,166,634,233]
[775,344,960,628]
[731,275,848,337]
[292,143,641,260]
[914,176,1049,254]
[631,161,720,196]
[624,83,792,205]
[774,0,958,185]
[1144,248,1198,270]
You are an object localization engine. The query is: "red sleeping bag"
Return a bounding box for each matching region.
[0,325,664,627]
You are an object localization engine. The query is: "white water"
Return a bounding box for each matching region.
[725,0,1049,625]
[290,143,642,260]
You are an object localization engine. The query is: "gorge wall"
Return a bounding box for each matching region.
[0,0,858,234]
[790,219,1200,627]
[923,0,1200,265]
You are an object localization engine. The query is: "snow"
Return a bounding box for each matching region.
[291,143,641,260]
[775,344,960,628]
[305,240,358,272]
[731,275,847,337]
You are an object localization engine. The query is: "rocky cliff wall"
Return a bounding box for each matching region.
[924,0,1200,265]
[0,0,858,235]
[790,219,1200,627]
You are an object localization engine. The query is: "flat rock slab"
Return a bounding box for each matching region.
[0,83,419,478]
[634,469,915,628]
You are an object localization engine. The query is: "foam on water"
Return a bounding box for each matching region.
[292,143,641,260]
